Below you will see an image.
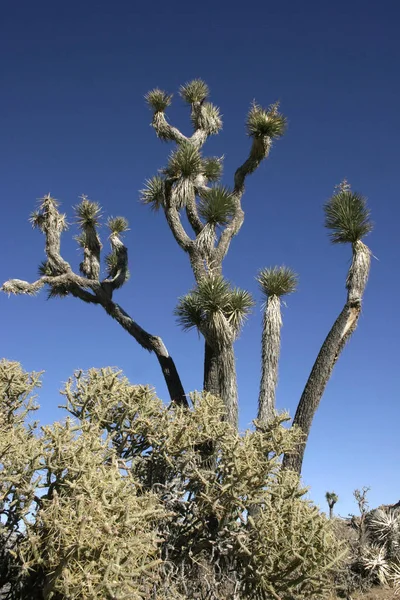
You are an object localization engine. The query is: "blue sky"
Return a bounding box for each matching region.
[1,0,399,519]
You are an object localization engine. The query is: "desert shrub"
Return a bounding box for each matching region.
[332,489,400,598]
[0,360,348,599]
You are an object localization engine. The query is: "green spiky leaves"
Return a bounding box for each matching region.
[202,156,223,182]
[179,79,209,104]
[145,88,173,112]
[324,185,373,244]
[107,216,129,236]
[140,176,165,211]
[75,196,102,229]
[257,267,298,298]
[175,275,254,338]
[164,143,203,180]
[198,186,236,227]
[246,101,287,139]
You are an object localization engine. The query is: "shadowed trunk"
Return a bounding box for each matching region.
[283,241,371,474]
[203,341,238,429]
[258,295,281,425]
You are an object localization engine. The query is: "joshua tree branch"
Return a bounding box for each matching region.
[150,111,188,144]
[283,241,371,474]
[214,138,272,266]
[3,195,188,407]
[185,195,204,236]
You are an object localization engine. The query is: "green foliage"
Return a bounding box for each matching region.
[201,156,223,182]
[0,360,348,599]
[140,175,165,211]
[164,143,203,180]
[107,216,129,235]
[75,196,102,229]
[145,88,173,112]
[257,266,298,298]
[198,185,236,226]
[175,275,254,343]
[246,101,287,139]
[179,79,209,104]
[324,185,373,244]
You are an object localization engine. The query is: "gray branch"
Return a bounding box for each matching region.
[283,241,371,474]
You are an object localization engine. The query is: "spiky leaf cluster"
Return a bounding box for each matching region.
[324,187,373,244]
[246,101,287,139]
[179,79,209,104]
[140,175,165,211]
[107,216,129,235]
[257,266,298,298]
[201,156,223,182]
[175,275,254,338]
[75,196,102,229]
[164,143,203,180]
[145,88,173,112]
[198,185,236,226]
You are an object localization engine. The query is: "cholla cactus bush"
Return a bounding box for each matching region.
[0,359,43,596]
[1,360,348,599]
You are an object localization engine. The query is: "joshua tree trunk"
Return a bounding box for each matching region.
[329,506,334,519]
[204,341,238,428]
[283,240,371,474]
[258,295,282,425]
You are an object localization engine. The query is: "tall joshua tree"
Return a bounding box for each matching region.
[256,267,298,426]
[325,491,339,519]
[141,80,286,425]
[283,181,373,473]
[1,81,374,472]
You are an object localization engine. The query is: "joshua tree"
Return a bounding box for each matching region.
[326,491,339,519]
[1,81,373,472]
[256,267,298,426]
[141,80,286,427]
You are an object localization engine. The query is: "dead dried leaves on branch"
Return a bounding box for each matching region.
[0,360,348,599]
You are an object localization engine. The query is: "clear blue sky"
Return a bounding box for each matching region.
[1,0,399,519]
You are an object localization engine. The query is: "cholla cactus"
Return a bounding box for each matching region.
[0,360,348,599]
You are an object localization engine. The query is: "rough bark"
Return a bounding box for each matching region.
[283,241,371,474]
[257,295,282,425]
[203,341,238,428]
